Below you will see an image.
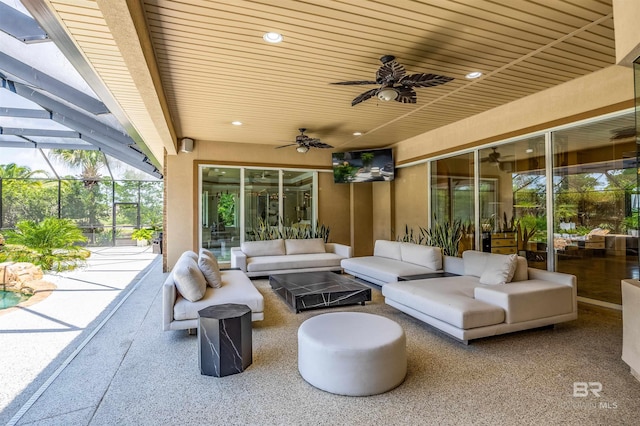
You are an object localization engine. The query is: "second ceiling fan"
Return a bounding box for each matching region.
[276,128,333,153]
[331,55,454,106]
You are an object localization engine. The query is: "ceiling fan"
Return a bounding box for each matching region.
[276,128,333,153]
[331,55,454,106]
[481,147,513,170]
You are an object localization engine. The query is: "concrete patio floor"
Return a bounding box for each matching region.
[0,246,159,424]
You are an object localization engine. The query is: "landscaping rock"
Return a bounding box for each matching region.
[0,262,45,294]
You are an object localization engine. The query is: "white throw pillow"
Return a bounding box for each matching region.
[173,256,207,302]
[373,240,402,260]
[285,238,326,255]
[479,254,518,285]
[241,239,285,257]
[198,249,222,288]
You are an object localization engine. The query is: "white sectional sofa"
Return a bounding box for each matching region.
[231,238,352,277]
[163,250,264,331]
[341,240,443,286]
[381,250,577,343]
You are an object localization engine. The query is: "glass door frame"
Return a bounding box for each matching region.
[198,164,318,248]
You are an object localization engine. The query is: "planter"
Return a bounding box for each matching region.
[136,239,149,247]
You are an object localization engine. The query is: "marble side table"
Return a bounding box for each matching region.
[198,303,252,377]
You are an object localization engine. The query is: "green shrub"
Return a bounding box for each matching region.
[4,218,89,271]
[131,228,153,241]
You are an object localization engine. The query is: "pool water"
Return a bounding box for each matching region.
[0,290,30,309]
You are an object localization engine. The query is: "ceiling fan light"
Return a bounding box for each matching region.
[377,87,398,102]
[296,145,309,153]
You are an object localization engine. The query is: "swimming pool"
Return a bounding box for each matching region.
[0,290,31,309]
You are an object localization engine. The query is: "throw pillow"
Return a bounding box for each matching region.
[198,249,222,288]
[479,253,518,285]
[173,256,207,302]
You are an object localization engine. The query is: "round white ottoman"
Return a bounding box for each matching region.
[297,312,406,396]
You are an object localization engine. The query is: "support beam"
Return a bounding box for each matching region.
[0,127,80,138]
[0,52,108,114]
[0,107,50,119]
[0,3,48,43]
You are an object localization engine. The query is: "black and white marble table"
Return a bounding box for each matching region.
[269,271,372,313]
[198,303,252,377]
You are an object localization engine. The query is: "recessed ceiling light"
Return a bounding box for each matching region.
[231,121,243,126]
[465,71,483,79]
[526,148,534,153]
[353,132,362,136]
[263,32,283,43]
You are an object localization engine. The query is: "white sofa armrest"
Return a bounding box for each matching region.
[443,255,464,275]
[162,272,177,331]
[325,242,352,258]
[230,247,247,271]
[527,267,576,287]
[474,280,576,324]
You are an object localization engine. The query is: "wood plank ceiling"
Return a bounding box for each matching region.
[35,0,617,154]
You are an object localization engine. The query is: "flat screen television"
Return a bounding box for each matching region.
[332,148,394,183]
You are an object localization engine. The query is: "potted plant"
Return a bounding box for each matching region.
[131,228,153,246]
[361,152,375,172]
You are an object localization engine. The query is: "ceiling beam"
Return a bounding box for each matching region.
[0,106,50,119]
[0,127,80,138]
[0,3,48,43]
[0,52,108,114]
[11,80,133,146]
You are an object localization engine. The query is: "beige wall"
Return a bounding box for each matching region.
[318,171,350,246]
[393,164,429,239]
[372,181,393,242]
[351,183,374,256]
[613,0,640,66]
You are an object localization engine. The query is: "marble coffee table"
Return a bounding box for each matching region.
[269,271,371,313]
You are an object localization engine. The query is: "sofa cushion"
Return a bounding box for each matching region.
[382,277,505,329]
[198,249,222,288]
[285,238,326,255]
[173,270,264,321]
[241,239,285,257]
[373,240,402,260]
[463,251,527,282]
[246,253,343,273]
[173,256,207,302]
[400,243,442,270]
[342,256,440,284]
[479,253,518,285]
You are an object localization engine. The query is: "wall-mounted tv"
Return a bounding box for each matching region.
[332,148,394,183]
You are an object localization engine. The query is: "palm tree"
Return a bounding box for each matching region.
[0,163,48,179]
[48,150,106,188]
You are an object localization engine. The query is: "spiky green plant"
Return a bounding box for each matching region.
[247,216,330,242]
[424,218,464,257]
[4,218,89,271]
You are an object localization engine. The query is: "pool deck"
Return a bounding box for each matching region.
[0,246,159,423]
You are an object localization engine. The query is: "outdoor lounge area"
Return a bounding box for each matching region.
[3,0,640,424]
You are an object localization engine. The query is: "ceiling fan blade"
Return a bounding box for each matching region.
[376,60,406,84]
[351,88,379,106]
[308,140,334,149]
[275,143,298,149]
[395,87,417,103]
[400,73,454,87]
[331,80,377,85]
